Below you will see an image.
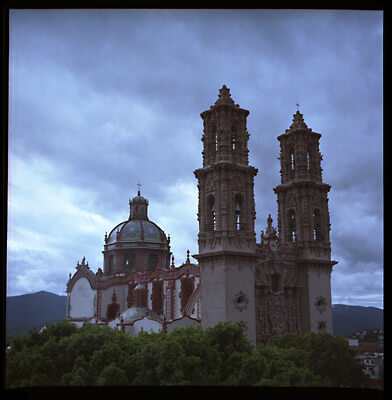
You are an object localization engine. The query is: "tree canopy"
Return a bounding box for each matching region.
[6,320,369,388]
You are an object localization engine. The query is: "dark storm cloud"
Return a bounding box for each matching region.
[8,10,383,307]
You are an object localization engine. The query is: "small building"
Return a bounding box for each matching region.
[345,338,359,347]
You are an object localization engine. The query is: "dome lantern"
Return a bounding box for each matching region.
[129,186,149,220]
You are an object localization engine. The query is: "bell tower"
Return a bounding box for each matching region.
[194,85,258,344]
[274,108,336,334]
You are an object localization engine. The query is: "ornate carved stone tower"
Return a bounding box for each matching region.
[274,109,336,334]
[194,85,258,344]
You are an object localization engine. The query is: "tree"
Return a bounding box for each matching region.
[270,332,368,387]
[97,363,128,386]
[6,320,368,388]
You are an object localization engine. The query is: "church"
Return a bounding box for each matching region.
[66,85,336,346]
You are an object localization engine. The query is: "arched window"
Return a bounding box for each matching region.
[313,209,322,241]
[231,123,238,151]
[106,291,119,321]
[148,254,157,271]
[108,255,114,274]
[306,151,311,170]
[132,206,138,219]
[127,284,136,308]
[234,194,242,231]
[180,277,194,313]
[288,147,295,173]
[151,281,163,315]
[287,209,296,243]
[207,195,216,231]
[231,134,237,150]
[124,254,135,270]
[134,285,147,307]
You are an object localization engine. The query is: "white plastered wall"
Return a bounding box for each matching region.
[307,265,333,334]
[69,277,96,319]
[133,317,161,334]
[200,260,256,345]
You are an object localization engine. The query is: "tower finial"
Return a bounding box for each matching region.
[186,249,190,263]
[290,109,308,130]
[215,84,235,105]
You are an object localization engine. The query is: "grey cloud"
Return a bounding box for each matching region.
[8,10,383,307]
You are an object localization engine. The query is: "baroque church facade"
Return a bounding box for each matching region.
[66,86,336,345]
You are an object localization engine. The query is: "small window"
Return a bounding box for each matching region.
[306,151,311,170]
[234,194,242,231]
[124,254,135,269]
[313,209,322,241]
[148,254,158,271]
[180,277,195,313]
[231,134,237,150]
[287,210,296,243]
[271,273,280,293]
[207,195,216,231]
[290,151,295,171]
[108,255,114,274]
[152,281,164,314]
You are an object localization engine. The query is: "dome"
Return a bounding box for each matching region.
[107,219,167,246]
[104,190,169,255]
[108,307,161,325]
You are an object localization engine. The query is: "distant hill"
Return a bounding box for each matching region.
[6,291,67,339]
[332,304,383,337]
[5,291,383,339]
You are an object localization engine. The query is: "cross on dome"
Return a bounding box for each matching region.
[137,182,142,196]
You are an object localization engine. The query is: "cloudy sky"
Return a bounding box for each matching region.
[8,9,383,308]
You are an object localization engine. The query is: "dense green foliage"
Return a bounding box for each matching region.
[6,320,368,387]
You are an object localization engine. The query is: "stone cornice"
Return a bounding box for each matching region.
[277,129,321,141]
[274,181,331,192]
[194,163,258,178]
[297,259,337,268]
[67,262,200,292]
[193,250,258,263]
[96,263,200,290]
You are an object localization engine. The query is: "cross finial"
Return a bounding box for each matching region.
[137,182,142,196]
[296,102,300,112]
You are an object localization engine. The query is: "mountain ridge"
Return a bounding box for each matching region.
[6,291,383,339]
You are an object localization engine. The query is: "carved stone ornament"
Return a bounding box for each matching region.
[315,296,327,313]
[233,291,249,312]
[260,214,278,245]
[286,192,296,208]
[317,320,327,333]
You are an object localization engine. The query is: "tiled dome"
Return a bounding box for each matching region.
[107,219,167,245]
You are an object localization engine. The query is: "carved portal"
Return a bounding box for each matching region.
[106,290,120,321]
[255,261,301,345]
